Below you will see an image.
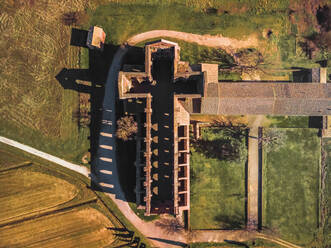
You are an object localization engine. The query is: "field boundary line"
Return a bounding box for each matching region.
[0,161,32,172]
[0,136,90,177]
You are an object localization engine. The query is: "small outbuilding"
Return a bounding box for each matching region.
[86,26,106,50]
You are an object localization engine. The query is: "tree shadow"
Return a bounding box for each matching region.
[70,28,88,47]
[224,240,249,248]
[107,227,146,248]
[192,128,246,161]
[292,67,314,82]
[213,214,244,229]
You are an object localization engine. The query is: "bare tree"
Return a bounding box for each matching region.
[260,129,287,152]
[116,115,138,141]
[155,218,184,235]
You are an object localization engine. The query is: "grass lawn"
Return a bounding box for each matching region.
[190,127,247,229]
[266,116,309,128]
[88,0,322,69]
[88,1,289,45]
[262,128,320,245]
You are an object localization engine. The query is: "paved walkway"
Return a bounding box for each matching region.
[247,116,263,230]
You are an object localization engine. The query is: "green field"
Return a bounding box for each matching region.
[190,127,247,229]
[262,128,320,245]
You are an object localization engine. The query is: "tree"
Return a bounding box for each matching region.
[116,115,138,141]
[260,129,287,152]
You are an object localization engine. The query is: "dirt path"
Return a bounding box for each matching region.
[127,30,259,53]
[247,116,263,230]
[189,230,255,243]
[256,233,303,248]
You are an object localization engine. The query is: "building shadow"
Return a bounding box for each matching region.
[70,28,88,47]
[56,28,124,197]
[257,127,263,230]
[308,116,323,128]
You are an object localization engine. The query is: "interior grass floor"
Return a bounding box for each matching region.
[190,127,247,229]
[263,128,320,245]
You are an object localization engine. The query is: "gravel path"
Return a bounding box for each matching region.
[247,116,263,230]
[127,30,259,53]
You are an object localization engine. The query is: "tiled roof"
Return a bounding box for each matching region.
[201,82,331,115]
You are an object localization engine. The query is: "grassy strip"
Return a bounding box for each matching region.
[0,149,27,167]
[190,127,247,229]
[88,2,288,44]
[129,202,159,222]
[262,128,320,245]
[266,116,309,128]
[0,161,32,172]
[322,138,331,245]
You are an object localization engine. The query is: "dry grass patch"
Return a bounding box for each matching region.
[0,149,28,170]
[0,169,78,223]
[0,207,117,248]
[0,0,93,164]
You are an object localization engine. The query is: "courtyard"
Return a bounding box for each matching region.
[190,127,247,229]
[262,128,320,245]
